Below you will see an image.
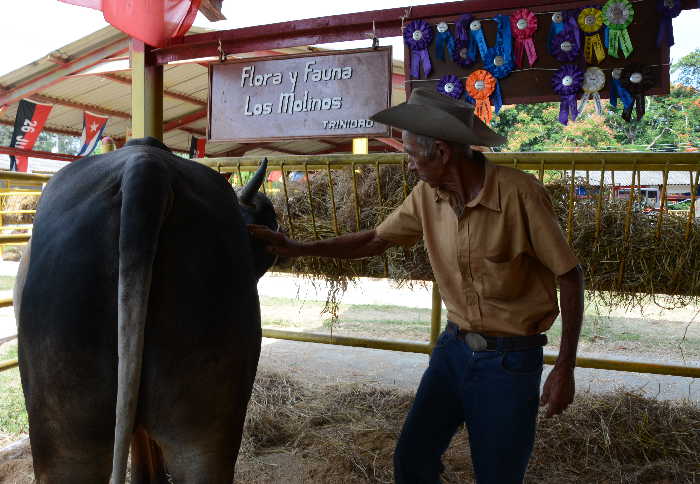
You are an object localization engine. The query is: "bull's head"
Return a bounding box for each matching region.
[236,158,280,280]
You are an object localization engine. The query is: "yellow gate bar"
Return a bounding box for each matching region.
[0,235,30,244]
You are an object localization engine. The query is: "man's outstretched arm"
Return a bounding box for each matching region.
[248,225,394,259]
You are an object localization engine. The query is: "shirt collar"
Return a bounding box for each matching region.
[434,156,501,213]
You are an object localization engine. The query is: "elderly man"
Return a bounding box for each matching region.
[249,88,584,484]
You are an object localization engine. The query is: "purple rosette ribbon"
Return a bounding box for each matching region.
[551,29,581,62]
[451,38,474,67]
[436,74,464,99]
[404,19,434,78]
[552,64,584,125]
[656,0,681,47]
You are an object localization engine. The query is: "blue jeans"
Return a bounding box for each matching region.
[394,326,543,484]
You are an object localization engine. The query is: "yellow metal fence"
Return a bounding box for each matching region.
[0,152,699,379]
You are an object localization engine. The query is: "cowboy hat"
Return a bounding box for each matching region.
[370,87,506,147]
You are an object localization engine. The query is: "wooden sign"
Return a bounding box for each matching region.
[209,47,392,142]
[404,0,670,104]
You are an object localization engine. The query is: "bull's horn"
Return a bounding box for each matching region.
[239,157,268,205]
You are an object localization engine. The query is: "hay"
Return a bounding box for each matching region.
[235,370,700,483]
[270,168,700,313]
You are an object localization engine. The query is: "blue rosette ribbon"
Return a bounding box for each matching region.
[452,39,475,67]
[610,67,633,110]
[404,20,434,78]
[656,0,681,47]
[551,29,581,62]
[467,17,489,62]
[548,12,566,54]
[435,21,456,61]
[552,64,584,125]
[436,74,465,99]
[483,15,513,114]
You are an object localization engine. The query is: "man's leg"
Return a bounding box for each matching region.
[462,347,543,484]
[394,332,465,484]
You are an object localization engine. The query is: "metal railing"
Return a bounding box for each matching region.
[197,151,700,379]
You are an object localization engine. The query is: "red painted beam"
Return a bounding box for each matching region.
[376,137,403,152]
[163,109,207,132]
[97,73,207,107]
[0,146,79,162]
[155,0,639,64]
[0,38,130,107]
[31,94,130,119]
[176,125,207,137]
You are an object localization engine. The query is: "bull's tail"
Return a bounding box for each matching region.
[110,158,171,484]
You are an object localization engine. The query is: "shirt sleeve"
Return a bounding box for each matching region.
[524,183,580,276]
[375,183,423,249]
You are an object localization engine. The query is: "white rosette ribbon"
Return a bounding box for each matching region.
[578,67,606,115]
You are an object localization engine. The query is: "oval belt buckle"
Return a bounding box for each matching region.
[465,333,488,351]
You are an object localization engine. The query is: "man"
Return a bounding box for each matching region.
[249,88,584,483]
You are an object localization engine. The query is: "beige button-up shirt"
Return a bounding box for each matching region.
[376,158,579,336]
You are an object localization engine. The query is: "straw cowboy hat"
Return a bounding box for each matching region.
[370,87,506,147]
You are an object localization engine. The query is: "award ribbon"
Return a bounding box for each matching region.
[468,18,489,63]
[466,70,497,125]
[656,0,681,47]
[552,64,584,125]
[602,0,634,58]
[620,63,655,122]
[511,8,538,68]
[436,74,465,99]
[578,8,606,64]
[435,22,456,61]
[610,67,634,110]
[548,11,565,55]
[484,15,513,114]
[578,67,606,115]
[404,20,434,78]
[551,29,581,62]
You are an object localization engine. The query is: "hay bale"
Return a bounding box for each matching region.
[236,370,700,483]
[270,168,700,311]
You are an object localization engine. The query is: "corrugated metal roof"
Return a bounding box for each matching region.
[0,27,406,163]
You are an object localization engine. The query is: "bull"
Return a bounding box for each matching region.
[14,137,278,483]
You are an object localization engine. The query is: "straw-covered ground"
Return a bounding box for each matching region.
[271,166,700,318]
[0,370,697,483]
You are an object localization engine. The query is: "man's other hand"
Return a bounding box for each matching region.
[540,365,575,418]
[248,224,306,258]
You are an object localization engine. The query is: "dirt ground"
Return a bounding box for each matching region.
[0,265,698,482]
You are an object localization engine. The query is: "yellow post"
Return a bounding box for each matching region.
[430,282,442,348]
[130,39,163,140]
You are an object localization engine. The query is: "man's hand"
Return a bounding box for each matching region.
[540,365,575,418]
[247,224,307,258]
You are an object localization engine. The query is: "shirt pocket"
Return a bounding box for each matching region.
[481,253,528,300]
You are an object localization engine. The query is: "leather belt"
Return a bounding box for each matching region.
[445,321,547,352]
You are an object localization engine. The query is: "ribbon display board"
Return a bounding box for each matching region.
[209,48,392,142]
[403,0,669,105]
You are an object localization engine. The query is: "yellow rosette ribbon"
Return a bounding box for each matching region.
[578,8,606,64]
[466,70,497,125]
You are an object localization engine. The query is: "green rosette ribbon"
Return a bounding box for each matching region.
[603,0,634,58]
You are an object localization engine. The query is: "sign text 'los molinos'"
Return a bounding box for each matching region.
[208,48,392,142]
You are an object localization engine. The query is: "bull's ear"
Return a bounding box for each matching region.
[239,157,268,206]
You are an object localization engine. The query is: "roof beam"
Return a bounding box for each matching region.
[163,109,207,132]
[0,146,78,162]
[30,94,131,119]
[97,73,206,107]
[155,0,626,64]
[176,126,207,137]
[0,38,130,108]
[198,0,225,21]
[376,137,403,152]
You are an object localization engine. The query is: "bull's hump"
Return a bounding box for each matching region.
[124,137,172,152]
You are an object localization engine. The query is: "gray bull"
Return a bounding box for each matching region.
[14,137,278,483]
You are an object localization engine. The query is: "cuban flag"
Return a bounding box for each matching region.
[9,99,53,172]
[77,111,109,157]
[188,135,206,159]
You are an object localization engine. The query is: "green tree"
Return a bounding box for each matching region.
[671,48,700,89]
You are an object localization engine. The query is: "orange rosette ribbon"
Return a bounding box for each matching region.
[466,70,497,125]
